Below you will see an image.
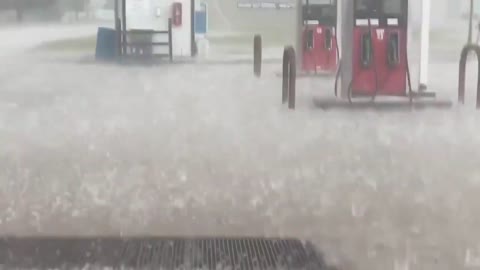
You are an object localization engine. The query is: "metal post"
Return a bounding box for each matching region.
[254,35,262,77]
[282,47,297,110]
[168,18,173,62]
[458,44,480,109]
[340,0,353,98]
[418,0,430,91]
[191,0,196,56]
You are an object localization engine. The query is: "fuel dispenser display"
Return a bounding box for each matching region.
[301,0,338,74]
[350,0,409,98]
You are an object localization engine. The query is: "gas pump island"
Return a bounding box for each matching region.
[282,0,452,109]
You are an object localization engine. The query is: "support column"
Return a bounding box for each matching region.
[418,0,430,91]
[336,0,342,59]
[340,0,354,98]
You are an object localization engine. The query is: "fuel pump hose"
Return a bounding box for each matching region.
[367,16,380,102]
[334,26,341,97]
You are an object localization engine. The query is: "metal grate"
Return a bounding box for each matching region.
[0,237,333,270]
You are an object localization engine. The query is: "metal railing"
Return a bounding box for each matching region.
[458,44,480,109]
[117,18,173,62]
[282,46,296,110]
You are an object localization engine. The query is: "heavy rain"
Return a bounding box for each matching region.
[0,0,480,269]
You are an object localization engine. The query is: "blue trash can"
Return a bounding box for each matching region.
[95,27,117,61]
[194,3,208,35]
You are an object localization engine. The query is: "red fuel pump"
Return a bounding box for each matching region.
[301,0,338,74]
[350,0,409,98]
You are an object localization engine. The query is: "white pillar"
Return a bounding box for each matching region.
[418,0,430,91]
[336,0,342,59]
[340,0,354,98]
